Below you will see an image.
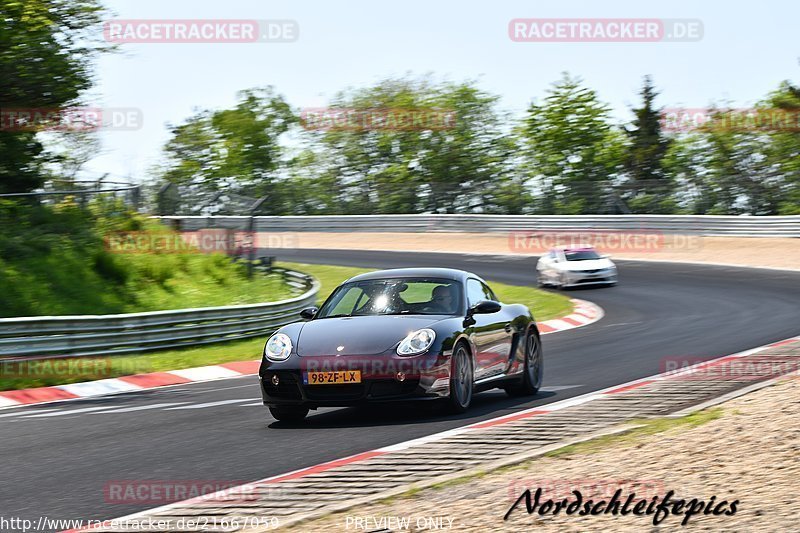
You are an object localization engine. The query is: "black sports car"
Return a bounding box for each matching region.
[259,267,543,421]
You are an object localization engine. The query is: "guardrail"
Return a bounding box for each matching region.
[0,267,319,362]
[155,214,800,237]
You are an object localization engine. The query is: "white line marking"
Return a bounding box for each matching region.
[540,385,584,392]
[241,402,265,406]
[57,379,141,397]
[0,408,60,418]
[88,402,189,414]
[22,406,119,418]
[164,398,254,410]
[0,397,20,408]
[541,319,572,330]
[169,366,241,381]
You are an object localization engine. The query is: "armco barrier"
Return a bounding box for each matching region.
[155,214,800,237]
[0,268,318,362]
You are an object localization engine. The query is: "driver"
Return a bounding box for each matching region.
[426,284,457,314]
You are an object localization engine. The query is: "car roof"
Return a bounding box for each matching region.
[346,267,480,284]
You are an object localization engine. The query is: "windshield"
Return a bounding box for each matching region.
[564,249,602,261]
[316,278,463,318]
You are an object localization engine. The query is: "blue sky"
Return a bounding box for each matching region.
[85,0,799,181]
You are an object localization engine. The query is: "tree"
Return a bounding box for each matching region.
[623,76,674,213]
[762,81,800,214]
[158,87,296,214]
[297,77,514,214]
[0,0,109,193]
[520,73,625,214]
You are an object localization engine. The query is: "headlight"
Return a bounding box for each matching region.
[397,328,435,355]
[264,333,292,361]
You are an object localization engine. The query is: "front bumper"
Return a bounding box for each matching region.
[563,269,617,287]
[259,352,451,408]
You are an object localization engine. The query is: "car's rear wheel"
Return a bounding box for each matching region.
[269,405,309,422]
[447,342,473,413]
[505,330,543,397]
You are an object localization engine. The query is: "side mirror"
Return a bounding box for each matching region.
[469,300,502,315]
[300,307,318,320]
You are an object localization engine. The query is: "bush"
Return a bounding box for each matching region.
[0,199,290,317]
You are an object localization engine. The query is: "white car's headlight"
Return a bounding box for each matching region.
[397,328,436,356]
[264,333,293,361]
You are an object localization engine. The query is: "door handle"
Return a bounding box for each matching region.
[504,323,513,333]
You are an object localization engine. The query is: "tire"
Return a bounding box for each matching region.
[505,330,543,397]
[447,342,474,413]
[269,405,309,422]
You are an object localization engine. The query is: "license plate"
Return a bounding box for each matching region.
[304,370,362,385]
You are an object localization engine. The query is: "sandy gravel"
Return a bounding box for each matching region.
[292,377,800,532]
[271,233,799,270]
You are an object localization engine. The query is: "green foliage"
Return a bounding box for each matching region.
[159,87,296,213]
[520,73,626,214]
[622,76,674,213]
[0,199,291,317]
[302,77,515,214]
[763,82,800,214]
[0,0,110,193]
[149,74,800,216]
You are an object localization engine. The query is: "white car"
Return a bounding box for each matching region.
[536,246,617,289]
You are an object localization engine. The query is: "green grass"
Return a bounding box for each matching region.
[0,261,573,391]
[0,199,292,317]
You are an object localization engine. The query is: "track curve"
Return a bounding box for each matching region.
[1,249,799,526]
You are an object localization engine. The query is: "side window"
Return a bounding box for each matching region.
[466,279,486,307]
[480,282,497,302]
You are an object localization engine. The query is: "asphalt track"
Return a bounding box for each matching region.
[2,249,800,529]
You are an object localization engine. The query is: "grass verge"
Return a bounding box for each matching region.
[0,262,573,391]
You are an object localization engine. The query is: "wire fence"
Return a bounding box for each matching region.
[0,179,142,209]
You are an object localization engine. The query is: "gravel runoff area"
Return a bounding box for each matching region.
[270,233,800,271]
[289,375,800,532]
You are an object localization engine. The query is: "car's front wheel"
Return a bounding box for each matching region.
[505,330,543,397]
[447,342,473,413]
[269,405,309,422]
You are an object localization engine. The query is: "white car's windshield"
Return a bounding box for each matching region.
[564,250,602,261]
